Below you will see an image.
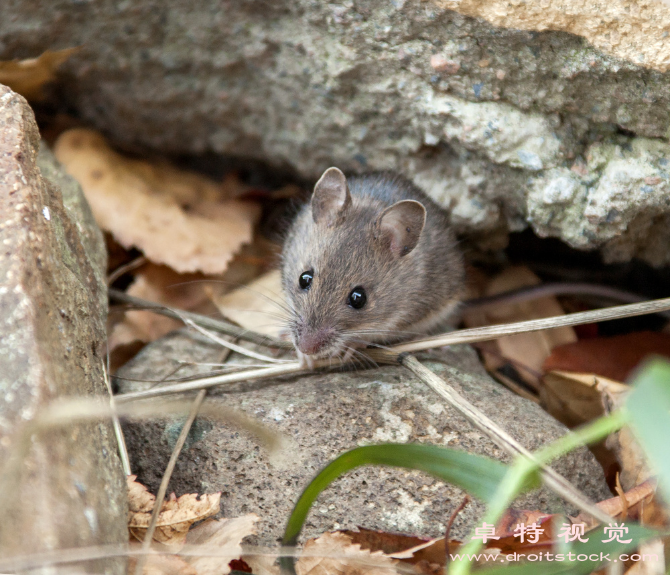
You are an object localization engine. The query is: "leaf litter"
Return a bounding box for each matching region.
[463,265,577,392]
[127,475,223,547]
[0,47,79,101]
[207,270,288,339]
[127,476,259,575]
[108,263,214,351]
[54,128,261,275]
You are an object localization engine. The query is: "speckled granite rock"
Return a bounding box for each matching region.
[437,0,670,73]
[116,330,611,545]
[0,86,126,574]
[3,1,670,263]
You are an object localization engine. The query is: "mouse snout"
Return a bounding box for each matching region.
[297,327,335,356]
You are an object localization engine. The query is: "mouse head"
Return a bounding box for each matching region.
[282,167,427,359]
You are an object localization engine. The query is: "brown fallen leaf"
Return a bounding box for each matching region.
[463,266,577,390]
[329,480,665,572]
[543,331,670,382]
[207,270,288,338]
[54,128,261,274]
[343,528,433,559]
[0,47,78,101]
[184,515,258,575]
[297,532,400,575]
[343,528,449,574]
[539,367,654,493]
[108,263,214,351]
[127,476,221,547]
[541,371,629,428]
[607,427,655,493]
[241,554,280,575]
[574,478,662,527]
[128,553,197,575]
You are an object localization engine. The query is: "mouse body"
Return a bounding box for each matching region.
[281,167,465,363]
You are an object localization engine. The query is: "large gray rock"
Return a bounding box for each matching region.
[3,1,670,263]
[116,330,611,545]
[0,86,126,574]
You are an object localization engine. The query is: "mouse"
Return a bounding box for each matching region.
[281,167,465,366]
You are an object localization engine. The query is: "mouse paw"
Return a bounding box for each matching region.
[297,350,316,370]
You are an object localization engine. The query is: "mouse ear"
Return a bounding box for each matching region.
[375,200,426,258]
[311,167,351,227]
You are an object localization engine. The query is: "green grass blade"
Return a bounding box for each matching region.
[283,443,521,547]
[474,524,664,574]
[626,358,670,505]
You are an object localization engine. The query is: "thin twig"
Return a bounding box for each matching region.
[102,362,131,475]
[134,344,236,575]
[399,355,613,525]
[107,256,147,286]
[390,297,670,354]
[182,317,289,364]
[108,288,292,349]
[133,389,208,575]
[114,359,342,403]
[115,296,670,403]
[0,397,285,521]
[445,496,470,564]
[0,543,411,573]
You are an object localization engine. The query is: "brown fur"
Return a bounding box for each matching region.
[281,171,465,358]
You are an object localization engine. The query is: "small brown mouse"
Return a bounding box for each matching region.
[281,167,465,365]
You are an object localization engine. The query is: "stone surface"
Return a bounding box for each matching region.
[116,330,611,545]
[0,86,126,574]
[437,0,670,73]
[3,1,670,262]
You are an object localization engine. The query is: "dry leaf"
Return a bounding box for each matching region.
[127,476,221,547]
[184,515,258,575]
[463,266,577,390]
[128,475,158,513]
[489,509,561,554]
[297,532,400,575]
[287,483,666,575]
[343,528,448,570]
[54,128,260,274]
[128,553,197,575]
[0,48,78,100]
[543,331,670,382]
[539,368,651,492]
[541,371,629,428]
[607,427,655,493]
[207,270,288,338]
[109,263,214,350]
[242,554,280,575]
[343,528,433,558]
[540,370,651,493]
[574,478,661,527]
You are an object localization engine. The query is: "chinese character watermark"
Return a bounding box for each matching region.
[603,523,632,544]
[513,522,544,544]
[557,523,589,543]
[471,523,500,543]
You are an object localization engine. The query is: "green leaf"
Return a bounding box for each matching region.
[626,358,670,505]
[282,443,532,547]
[474,523,664,574]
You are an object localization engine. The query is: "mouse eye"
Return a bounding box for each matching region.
[299,270,314,290]
[348,286,367,309]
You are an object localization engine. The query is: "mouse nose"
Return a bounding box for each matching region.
[298,327,334,356]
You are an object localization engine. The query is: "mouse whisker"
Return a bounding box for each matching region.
[203,279,299,320]
[347,338,399,356]
[343,345,379,370]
